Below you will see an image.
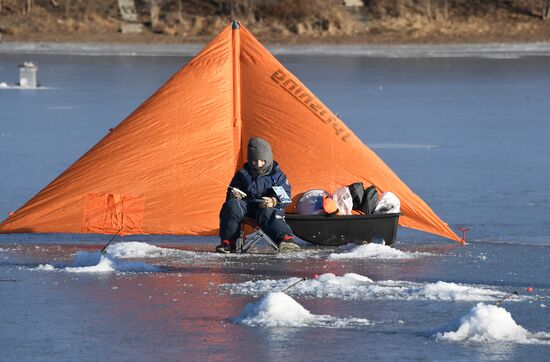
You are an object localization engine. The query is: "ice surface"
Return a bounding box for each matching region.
[223,273,511,302]
[436,303,550,344]
[234,292,370,328]
[44,105,74,110]
[3,42,550,58]
[329,243,429,260]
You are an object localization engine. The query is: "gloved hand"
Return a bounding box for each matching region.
[259,196,277,208]
[230,188,244,200]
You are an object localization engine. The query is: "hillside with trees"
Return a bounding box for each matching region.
[1,0,550,44]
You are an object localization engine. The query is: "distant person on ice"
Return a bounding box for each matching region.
[216,137,299,253]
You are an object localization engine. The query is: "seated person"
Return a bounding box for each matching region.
[216,137,300,253]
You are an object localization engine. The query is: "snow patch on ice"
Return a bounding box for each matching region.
[223,273,510,302]
[0,83,52,90]
[107,241,177,258]
[436,303,550,344]
[31,242,216,273]
[329,243,429,260]
[234,292,370,328]
[34,250,159,273]
[419,281,503,301]
[35,264,56,271]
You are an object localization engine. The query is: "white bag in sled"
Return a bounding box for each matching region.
[332,186,353,215]
[374,192,400,214]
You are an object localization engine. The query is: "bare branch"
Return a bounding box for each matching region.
[25,0,33,15]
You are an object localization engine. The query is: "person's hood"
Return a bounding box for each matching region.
[247,137,273,177]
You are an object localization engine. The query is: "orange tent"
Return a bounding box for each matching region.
[0,21,463,243]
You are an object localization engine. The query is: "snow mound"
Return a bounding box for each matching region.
[234,292,370,328]
[328,243,429,260]
[223,274,510,302]
[35,251,159,273]
[436,303,550,344]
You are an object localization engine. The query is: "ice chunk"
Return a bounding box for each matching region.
[235,292,314,327]
[436,303,550,344]
[234,292,370,328]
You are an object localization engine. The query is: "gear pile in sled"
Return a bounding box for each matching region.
[288,182,401,245]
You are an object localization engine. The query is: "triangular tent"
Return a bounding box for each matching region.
[0,22,462,243]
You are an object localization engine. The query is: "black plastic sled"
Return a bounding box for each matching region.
[285,213,399,246]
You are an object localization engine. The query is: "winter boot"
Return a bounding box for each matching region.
[278,235,301,253]
[216,239,236,254]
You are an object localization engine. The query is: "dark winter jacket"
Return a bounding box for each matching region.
[227,161,291,209]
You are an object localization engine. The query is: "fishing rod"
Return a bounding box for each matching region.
[279,274,320,294]
[495,290,518,306]
[100,227,123,254]
[281,277,307,293]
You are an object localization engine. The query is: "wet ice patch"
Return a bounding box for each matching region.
[329,243,429,260]
[370,143,439,150]
[35,250,159,273]
[223,273,509,302]
[436,303,550,344]
[44,105,74,110]
[234,292,370,328]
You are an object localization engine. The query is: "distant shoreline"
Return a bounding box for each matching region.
[2,41,550,58]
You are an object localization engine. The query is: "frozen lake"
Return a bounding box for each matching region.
[0,50,549,361]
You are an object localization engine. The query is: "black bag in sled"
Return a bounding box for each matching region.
[347,182,378,215]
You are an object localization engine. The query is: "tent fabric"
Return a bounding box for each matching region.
[0,22,463,243]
